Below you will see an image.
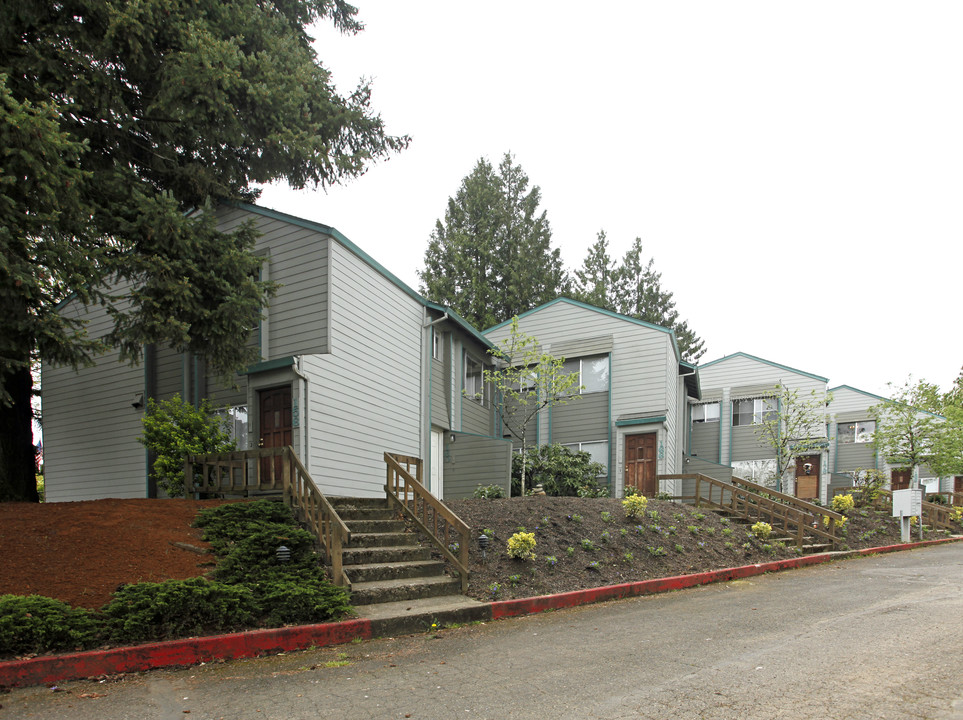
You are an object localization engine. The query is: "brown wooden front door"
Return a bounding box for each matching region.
[954,476,963,502]
[794,454,820,500]
[891,468,911,491]
[624,434,657,496]
[258,386,292,483]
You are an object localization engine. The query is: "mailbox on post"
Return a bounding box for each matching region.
[892,488,923,542]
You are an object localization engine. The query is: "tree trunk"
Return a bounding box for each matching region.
[0,364,40,502]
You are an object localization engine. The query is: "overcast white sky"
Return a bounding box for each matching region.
[259,1,963,398]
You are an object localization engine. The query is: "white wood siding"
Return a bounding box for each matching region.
[42,286,146,501]
[301,241,424,497]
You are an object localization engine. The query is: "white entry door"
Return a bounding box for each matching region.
[429,429,445,498]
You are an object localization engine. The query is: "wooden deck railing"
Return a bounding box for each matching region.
[927,491,963,507]
[384,452,470,593]
[833,487,959,533]
[659,473,843,550]
[730,476,846,531]
[184,446,351,586]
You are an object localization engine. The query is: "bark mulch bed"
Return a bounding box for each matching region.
[0,498,239,609]
[444,497,952,602]
[0,497,952,611]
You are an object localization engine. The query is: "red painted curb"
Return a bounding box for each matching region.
[490,536,962,620]
[0,618,371,689]
[1,536,958,688]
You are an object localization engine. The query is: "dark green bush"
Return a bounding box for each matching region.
[194,499,296,553]
[0,594,100,656]
[211,523,319,585]
[250,575,352,626]
[102,577,257,644]
[512,444,607,497]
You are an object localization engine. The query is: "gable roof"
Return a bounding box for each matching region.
[829,384,945,420]
[699,351,829,383]
[483,297,682,363]
[235,203,495,351]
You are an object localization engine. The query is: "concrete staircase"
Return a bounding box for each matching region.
[329,497,486,633]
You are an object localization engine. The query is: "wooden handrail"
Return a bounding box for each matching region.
[384,452,470,593]
[184,446,351,587]
[730,475,844,524]
[658,473,841,550]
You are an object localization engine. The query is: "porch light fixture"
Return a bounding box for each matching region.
[276,545,291,563]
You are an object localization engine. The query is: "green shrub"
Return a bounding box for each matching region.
[139,394,236,497]
[195,500,296,553]
[473,484,506,499]
[831,494,856,515]
[0,595,100,656]
[102,577,257,643]
[210,523,319,585]
[253,577,351,626]
[511,444,606,497]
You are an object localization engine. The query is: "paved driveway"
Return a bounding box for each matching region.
[5,543,963,719]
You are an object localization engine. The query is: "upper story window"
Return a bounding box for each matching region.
[838,420,875,444]
[464,353,486,404]
[432,329,441,360]
[732,397,776,426]
[692,402,720,424]
[562,354,610,394]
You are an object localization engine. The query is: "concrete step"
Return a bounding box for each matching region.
[802,543,833,554]
[342,545,432,565]
[344,519,406,534]
[329,496,391,511]
[343,559,446,584]
[350,575,462,606]
[354,595,489,636]
[348,531,412,548]
[337,507,399,522]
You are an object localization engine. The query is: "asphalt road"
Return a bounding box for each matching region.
[4,544,963,720]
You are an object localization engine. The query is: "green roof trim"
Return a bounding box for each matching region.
[483,297,681,362]
[828,384,891,403]
[242,355,295,375]
[616,415,666,428]
[699,351,829,383]
[232,203,496,352]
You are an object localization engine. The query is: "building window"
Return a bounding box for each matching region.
[838,420,875,444]
[432,329,441,360]
[732,397,776,426]
[562,354,610,394]
[464,354,486,404]
[692,402,720,423]
[216,405,249,449]
[562,441,609,475]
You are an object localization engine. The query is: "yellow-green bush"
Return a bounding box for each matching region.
[622,494,649,520]
[750,522,772,539]
[507,532,537,560]
[831,493,856,514]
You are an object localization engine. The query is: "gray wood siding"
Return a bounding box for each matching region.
[154,346,184,402]
[486,301,678,489]
[829,387,884,415]
[442,433,512,499]
[461,397,491,436]
[551,392,608,445]
[301,241,424,497]
[835,442,877,472]
[684,457,733,483]
[430,355,450,431]
[730,426,774,461]
[690,424,721,463]
[215,207,329,360]
[42,287,147,501]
